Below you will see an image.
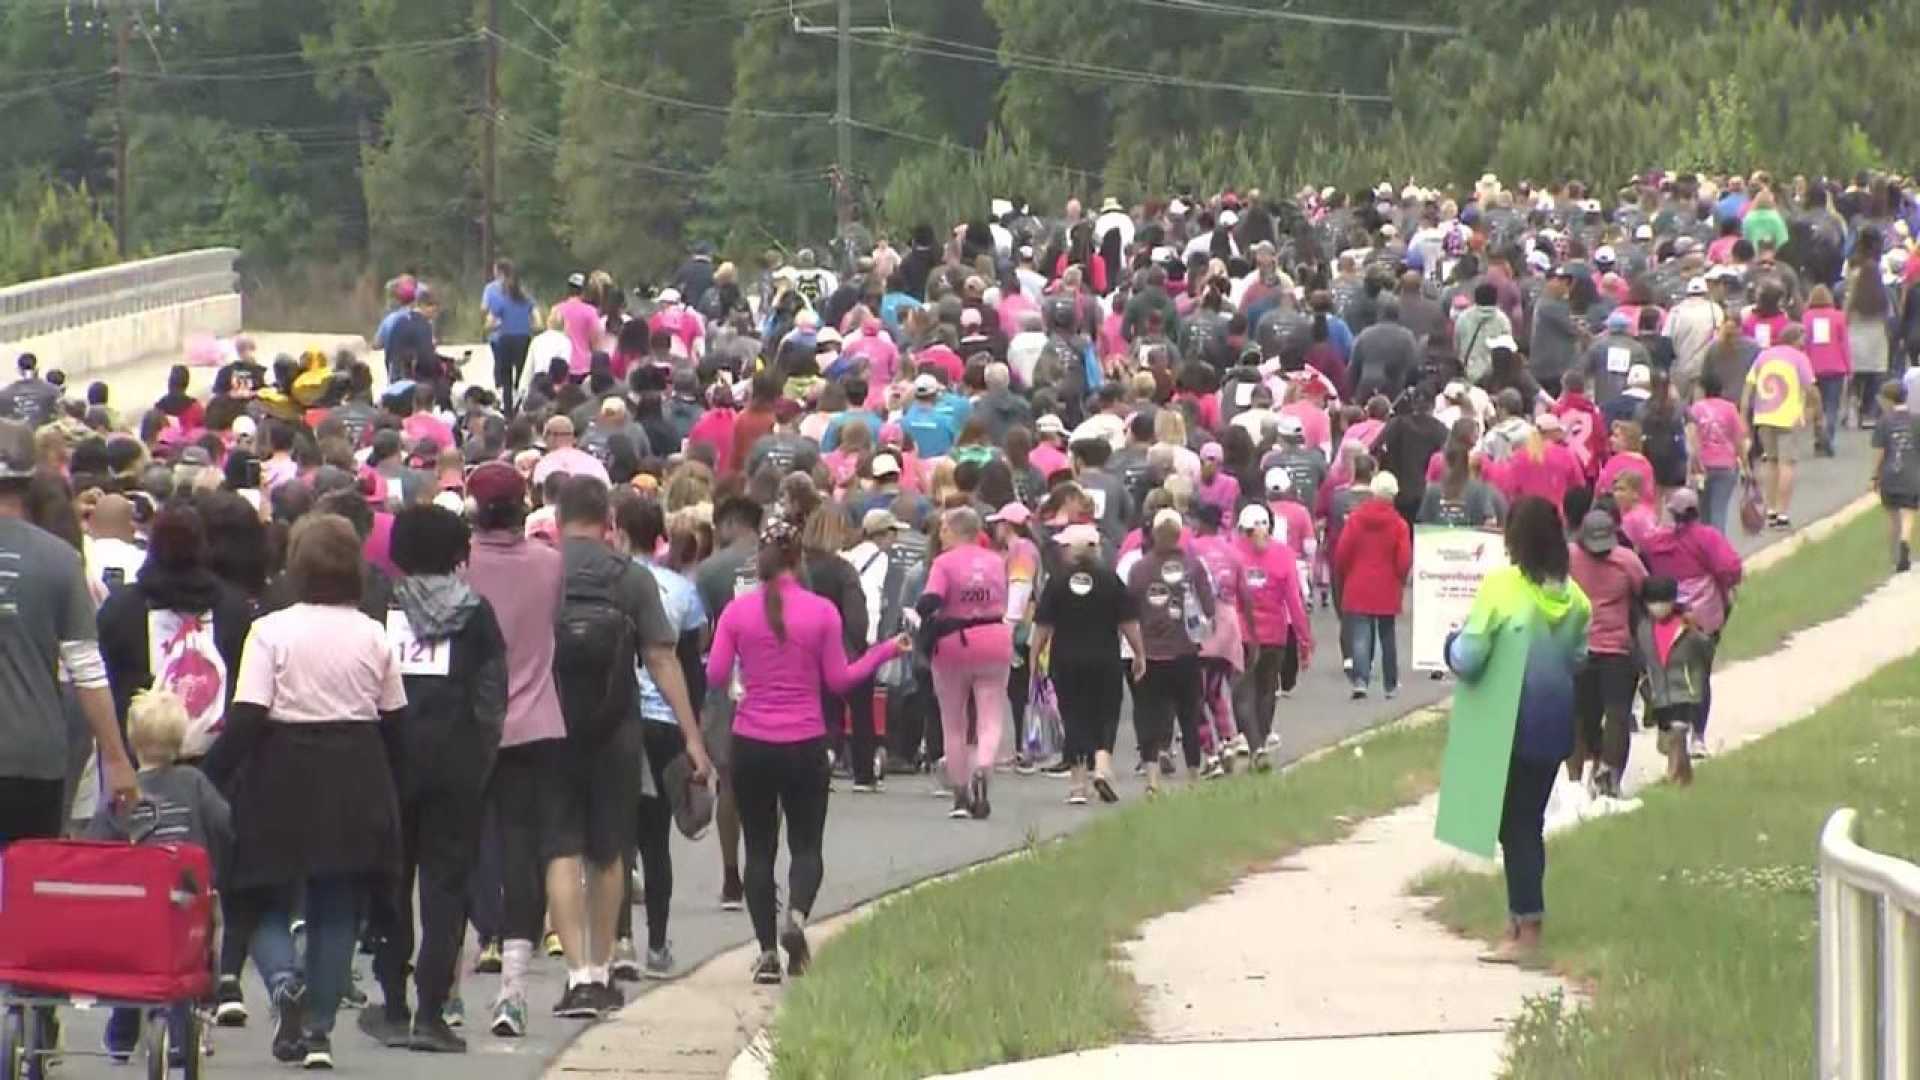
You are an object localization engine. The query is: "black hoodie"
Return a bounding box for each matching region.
[97,563,255,747]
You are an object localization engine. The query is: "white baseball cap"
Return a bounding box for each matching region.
[870,453,901,479]
[1686,277,1709,296]
[1237,503,1272,531]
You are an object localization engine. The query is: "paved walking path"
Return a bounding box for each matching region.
[944,500,1907,1078]
[41,337,1880,1078]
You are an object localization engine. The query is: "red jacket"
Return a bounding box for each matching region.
[1334,498,1412,616]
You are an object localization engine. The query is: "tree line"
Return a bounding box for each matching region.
[0,0,1913,310]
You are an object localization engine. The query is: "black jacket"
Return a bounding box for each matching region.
[97,563,254,745]
[387,577,508,797]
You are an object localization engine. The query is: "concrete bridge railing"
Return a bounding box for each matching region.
[0,249,242,378]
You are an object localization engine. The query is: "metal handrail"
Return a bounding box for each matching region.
[1817,808,1920,1078]
[0,249,239,342]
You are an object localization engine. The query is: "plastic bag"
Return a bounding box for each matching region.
[1738,475,1767,535]
[1025,674,1064,761]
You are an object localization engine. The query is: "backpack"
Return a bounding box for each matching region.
[553,564,637,744]
[1642,407,1688,475]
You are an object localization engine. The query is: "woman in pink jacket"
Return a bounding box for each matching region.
[1638,488,1743,759]
[1801,285,1851,455]
[706,518,908,985]
[1232,502,1312,771]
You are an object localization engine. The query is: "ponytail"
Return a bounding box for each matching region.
[756,519,803,643]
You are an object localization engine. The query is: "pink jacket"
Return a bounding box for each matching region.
[1638,522,1743,634]
[1233,535,1312,649]
[1801,307,1852,377]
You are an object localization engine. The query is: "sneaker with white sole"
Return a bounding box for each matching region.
[489,995,527,1038]
[1227,733,1250,758]
[1200,756,1225,780]
[644,944,674,980]
[611,938,641,982]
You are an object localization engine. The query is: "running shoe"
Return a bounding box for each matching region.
[302,1032,334,1070]
[849,780,885,794]
[355,1007,409,1048]
[1349,686,1367,700]
[1252,749,1272,773]
[270,981,309,1064]
[971,770,992,820]
[408,1016,466,1054]
[215,975,249,1027]
[1200,756,1225,780]
[781,912,813,977]
[948,790,972,819]
[644,944,674,980]
[444,996,465,1029]
[553,983,599,1020]
[1013,757,1039,776]
[1066,789,1089,806]
[611,939,642,983]
[1899,541,1912,574]
[1157,751,1175,777]
[1227,733,1250,758]
[543,932,564,957]
[1219,752,1235,776]
[341,969,368,1010]
[1093,774,1119,804]
[720,880,746,911]
[489,995,527,1038]
[1041,761,1073,778]
[750,950,783,985]
[589,982,625,1017]
[1688,730,1711,759]
[474,940,503,974]
[1263,732,1282,753]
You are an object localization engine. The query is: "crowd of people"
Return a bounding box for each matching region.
[3,165,1918,1067]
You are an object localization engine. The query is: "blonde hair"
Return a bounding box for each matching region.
[128,688,189,768]
[1154,408,1187,446]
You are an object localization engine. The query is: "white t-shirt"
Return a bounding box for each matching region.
[528,329,572,382]
[86,536,147,595]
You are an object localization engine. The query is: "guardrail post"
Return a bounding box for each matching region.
[1884,902,1917,1079]
[1844,884,1876,1078]
[1821,814,1844,1079]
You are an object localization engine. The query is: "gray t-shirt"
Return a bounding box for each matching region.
[0,517,97,780]
[1873,409,1920,499]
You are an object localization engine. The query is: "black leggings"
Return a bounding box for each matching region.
[371,780,486,1017]
[1052,658,1123,769]
[492,334,531,417]
[1244,636,1299,746]
[618,724,683,951]
[733,734,830,952]
[1134,655,1204,769]
[824,680,880,785]
[1574,652,1638,774]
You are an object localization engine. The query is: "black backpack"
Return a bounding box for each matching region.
[553,565,637,744]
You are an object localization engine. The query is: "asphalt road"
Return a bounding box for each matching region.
[38,338,1880,1077]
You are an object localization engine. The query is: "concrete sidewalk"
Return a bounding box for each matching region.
[961,502,1915,1080]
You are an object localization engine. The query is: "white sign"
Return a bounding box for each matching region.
[1755,322,1772,348]
[1812,318,1831,346]
[1410,526,1510,672]
[387,610,451,677]
[1606,346,1631,374]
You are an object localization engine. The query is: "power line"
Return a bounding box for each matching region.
[488,29,835,121]
[131,36,473,82]
[1128,0,1462,37]
[0,72,109,102]
[493,112,832,185]
[859,28,1391,104]
[845,117,1146,191]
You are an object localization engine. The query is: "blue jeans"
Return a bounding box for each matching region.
[1344,613,1398,693]
[1816,374,1846,450]
[250,876,361,1037]
[1500,755,1560,920]
[1701,467,1738,535]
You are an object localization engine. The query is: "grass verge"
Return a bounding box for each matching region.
[1418,654,1920,1079]
[1719,507,1889,663]
[770,716,1447,1080]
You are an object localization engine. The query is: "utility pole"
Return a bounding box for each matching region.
[480,0,499,282]
[111,0,130,257]
[834,0,852,234]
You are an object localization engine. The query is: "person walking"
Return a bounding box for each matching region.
[1334,472,1412,700]
[1445,496,1591,964]
[204,513,408,1070]
[1566,510,1646,797]
[1233,502,1311,770]
[705,518,907,984]
[1125,508,1216,795]
[917,507,1014,819]
[1030,523,1145,805]
[483,258,537,417]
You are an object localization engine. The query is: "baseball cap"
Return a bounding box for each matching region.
[773,398,804,424]
[1577,509,1617,555]
[1635,224,1654,241]
[567,271,587,288]
[1547,264,1575,280]
[1151,507,1184,532]
[1054,523,1102,547]
[1200,441,1224,462]
[1674,236,1698,255]
[1535,412,1564,434]
[912,373,941,398]
[1606,311,1632,332]
[231,415,258,439]
[468,461,527,506]
[1594,245,1617,266]
[1487,334,1518,353]
[878,422,906,448]
[1665,486,1700,518]
[1369,472,1400,499]
[1686,277,1709,296]
[0,421,32,480]
[1264,467,1292,495]
[862,508,907,535]
[1236,503,1272,531]
[1627,364,1652,389]
[1527,250,1552,273]
[987,503,1032,527]
[1035,415,1066,436]
[658,287,682,305]
[1219,209,1240,227]
[870,452,902,479]
[1275,414,1304,440]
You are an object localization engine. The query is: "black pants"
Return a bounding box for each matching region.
[467,799,504,944]
[824,680,880,785]
[733,735,830,952]
[619,725,682,951]
[488,744,553,944]
[1052,658,1123,769]
[887,666,938,769]
[0,777,64,850]
[1499,754,1559,920]
[371,778,487,1018]
[1006,643,1030,759]
[1244,637,1299,746]
[1134,655,1204,769]
[1574,652,1638,775]
[492,334,531,418]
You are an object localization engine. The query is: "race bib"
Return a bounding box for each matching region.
[387,610,451,677]
[1235,383,1255,407]
[1812,318,1831,346]
[1087,488,1108,519]
[1606,346,1631,374]
[1755,323,1772,347]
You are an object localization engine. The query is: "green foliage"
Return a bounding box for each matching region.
[0,179,118,285]
[128,115,313,267]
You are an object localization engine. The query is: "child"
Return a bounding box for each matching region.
[1869,381,1918,573]
[89,689,232,1065]
[1633,576,1715,786]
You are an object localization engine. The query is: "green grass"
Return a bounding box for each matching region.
[1418,655,1920,1080]
[1719,508,1891,663]
[770,716,1448,1080]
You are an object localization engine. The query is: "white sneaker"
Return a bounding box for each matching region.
[611,938,641,982]
[1263,732,1281,753]
[1688,731,1710,759]
[1200,756,1225,780]
[1227,733,1250,758]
